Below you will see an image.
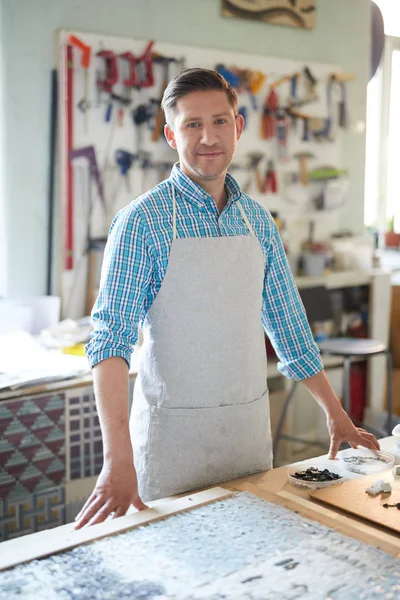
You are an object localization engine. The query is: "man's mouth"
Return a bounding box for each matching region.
[197,151,223,157]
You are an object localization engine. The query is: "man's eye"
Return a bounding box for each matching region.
[188,122,200,128]
[215,119,227,125]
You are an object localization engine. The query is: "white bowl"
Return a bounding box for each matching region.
[392,424,400,449]
[338,448,395,475]
[287,463,345,490]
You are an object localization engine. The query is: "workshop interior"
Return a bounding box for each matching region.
[1,0,400,596]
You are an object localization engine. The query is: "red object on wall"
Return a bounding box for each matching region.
[65,44,74,270]
[348,362,367,423]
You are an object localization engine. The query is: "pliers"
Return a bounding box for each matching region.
[262,160,278,194]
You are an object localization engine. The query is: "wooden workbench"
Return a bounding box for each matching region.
[2,438,400,575]
[223,469,400,558]
[222,436,400,558]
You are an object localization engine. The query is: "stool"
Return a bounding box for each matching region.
[273,337,393,459]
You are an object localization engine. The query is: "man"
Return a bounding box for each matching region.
[75,68,379,529]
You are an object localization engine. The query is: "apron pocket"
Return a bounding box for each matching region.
[146,389,272,500]
[230,388,272,480]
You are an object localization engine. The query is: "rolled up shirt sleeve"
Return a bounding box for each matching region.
[261,219,323,381]
[85,205,153,369]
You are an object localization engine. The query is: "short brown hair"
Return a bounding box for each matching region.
[161,68,238,126]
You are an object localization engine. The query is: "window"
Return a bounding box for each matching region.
[385,43,400,232]
[365,1,400,232]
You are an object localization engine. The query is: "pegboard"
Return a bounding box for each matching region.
[58,30,350,318]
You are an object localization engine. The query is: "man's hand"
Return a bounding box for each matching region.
[74,460,148,529]
[326,407,380,459]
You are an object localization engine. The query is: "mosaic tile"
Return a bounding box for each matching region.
[0,394,66,502]
[0,485,65,541]
[66,388,103,481]
[2,493,400,598]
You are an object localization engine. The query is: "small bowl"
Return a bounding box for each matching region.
[392,424,400,449]
[287,463,345,490]
[338,448,395,475]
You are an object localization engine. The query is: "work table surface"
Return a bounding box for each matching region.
[222,435,400,557]
[1,437,399,572]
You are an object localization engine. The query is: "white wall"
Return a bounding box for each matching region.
[0,0,7,298]
[1,0,371,297]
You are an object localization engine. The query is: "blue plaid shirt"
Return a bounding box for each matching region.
[86,164,323,380]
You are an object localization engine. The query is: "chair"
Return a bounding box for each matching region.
[273,286,393,458]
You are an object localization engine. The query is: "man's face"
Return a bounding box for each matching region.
[164,90,244,183]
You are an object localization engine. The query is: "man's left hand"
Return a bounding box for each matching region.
[326,407,380,459]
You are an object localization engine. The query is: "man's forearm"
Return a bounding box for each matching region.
[300,369,343,417]
[93,357,133,464]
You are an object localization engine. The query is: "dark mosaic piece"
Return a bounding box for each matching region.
[292,467,341,482]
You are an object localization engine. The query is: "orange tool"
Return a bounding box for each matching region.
[68,35,91,132]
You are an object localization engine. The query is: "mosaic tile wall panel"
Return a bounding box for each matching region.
[0,485,65,541]
[66,380,135,481]
[0,394,66,503]
[67,388,103,480]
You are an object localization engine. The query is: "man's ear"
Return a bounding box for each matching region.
[235,113,245,141]
[164,124,177,150]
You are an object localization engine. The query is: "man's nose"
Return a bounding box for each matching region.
[200,124,218,145]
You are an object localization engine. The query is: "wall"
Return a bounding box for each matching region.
[0,0,7,297]
[0,0,371,297]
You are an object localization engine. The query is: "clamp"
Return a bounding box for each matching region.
[96,50,119,122]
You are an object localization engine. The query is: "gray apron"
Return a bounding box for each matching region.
[130,182,272,501]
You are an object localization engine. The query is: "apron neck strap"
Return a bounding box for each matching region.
[170,182,177,240]
[237,201,256,237]
[170,182,255,239]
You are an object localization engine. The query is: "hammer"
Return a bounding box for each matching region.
[244,152,265,193]
[294,151,315,186]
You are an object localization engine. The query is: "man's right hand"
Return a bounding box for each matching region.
[74,460,148,529]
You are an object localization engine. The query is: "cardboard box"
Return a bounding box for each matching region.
[391,286,400,368]
[391,368,400,417]
[384,368,400,417]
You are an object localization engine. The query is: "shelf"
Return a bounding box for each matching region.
[294,269,389,290]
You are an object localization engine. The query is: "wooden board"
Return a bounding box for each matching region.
[310,469,400,534]
[222,0,317,30]
[0,487,234,572]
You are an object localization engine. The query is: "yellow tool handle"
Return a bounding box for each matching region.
[271,72,300,89]
[331,72,355,82]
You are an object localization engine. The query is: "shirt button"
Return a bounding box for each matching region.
[203,194,207,199]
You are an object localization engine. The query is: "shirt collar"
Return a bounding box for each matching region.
[169,163,242,209]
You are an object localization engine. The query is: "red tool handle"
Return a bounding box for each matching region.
[266,88,279,111]
[96,50,119,93]
[68,35,91,68]
[119,51,137,87]
[137,41,155,88]
[65,44,74,270]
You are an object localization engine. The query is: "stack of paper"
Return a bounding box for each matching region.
[0,330,90,391]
